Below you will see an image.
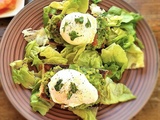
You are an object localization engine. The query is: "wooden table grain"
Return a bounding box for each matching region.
[0,0,160,120]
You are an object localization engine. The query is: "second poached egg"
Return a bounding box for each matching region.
[48,69,98,107]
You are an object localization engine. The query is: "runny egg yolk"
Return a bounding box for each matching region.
[60,12,97,45]
[48,69,98,107]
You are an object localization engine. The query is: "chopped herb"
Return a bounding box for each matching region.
[69,31,82,41]
[75,17,84,24]
[54,79,63,91]
[62,22,69,32]
[67,91,72,100]
[70,82,78,93]
[67,82,78,99]
[85,19,91,28]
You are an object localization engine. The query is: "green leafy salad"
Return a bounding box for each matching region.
[10,0,144,120]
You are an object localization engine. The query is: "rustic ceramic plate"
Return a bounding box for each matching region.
[0,0,159,120]
[0,0,25,18]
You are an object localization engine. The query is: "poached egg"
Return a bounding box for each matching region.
[60,12,97,45]
[48,69,98,107]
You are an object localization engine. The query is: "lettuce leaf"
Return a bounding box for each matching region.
[10,60,38,89]
[95,6,143,50]
[105,15,123,27]
[25,40,42,65]
[101,43,128,79]
[91,5,142,50]
[76,50,103,69]
[101,43,128,69]
[100,77,136,105]
[30,91,54,116]
[22,28,49,46]
[108,6,142,23]
[69,107,98,120]
[34,28,49,46]
[107,6,122,15]
[120,23,136,36]
[61,44,86,64]
[49,0,89,14]
[126,44,144,69]
[40,46,68,65]
[106,27,135,49]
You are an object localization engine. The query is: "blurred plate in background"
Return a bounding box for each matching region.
[0,0,25,18]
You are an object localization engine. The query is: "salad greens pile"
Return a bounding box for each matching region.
[10,0,144,120]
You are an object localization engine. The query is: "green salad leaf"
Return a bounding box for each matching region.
[101,77,136,105]
[49,0,89,14]
[40,46,68,65]
[30,91,54,116]
[92,5,143,51]
[108,6,142,23]
[10,60,38,89]
[106,6,142,48]
[22,28,49,46]
[101,43,128,79]
[126,44,144,69]
[61,44,86,64]
[25,40,42,65]
[106,27,135,49]
[75,50,103,69]
[70,107,98,120]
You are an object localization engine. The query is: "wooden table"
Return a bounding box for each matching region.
[0,0,160,119]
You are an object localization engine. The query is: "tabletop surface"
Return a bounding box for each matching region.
[0,0,160,120]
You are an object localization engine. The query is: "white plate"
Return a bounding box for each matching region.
[0,0,25,18]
